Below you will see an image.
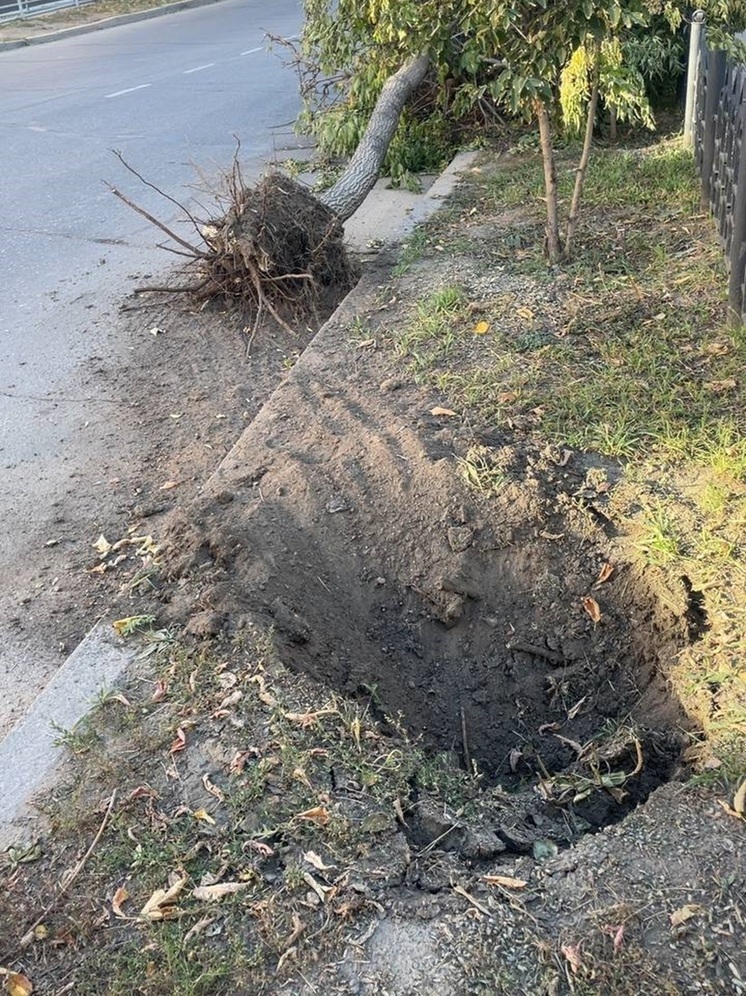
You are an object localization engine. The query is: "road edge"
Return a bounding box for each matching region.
[0,0,227,51]
[0,150,478,849]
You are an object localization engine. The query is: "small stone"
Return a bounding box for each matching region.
[379,377,404,393]
[447,525,474,553]
[270,597,311,644]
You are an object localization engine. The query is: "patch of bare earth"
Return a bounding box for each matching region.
[1,153,744,995]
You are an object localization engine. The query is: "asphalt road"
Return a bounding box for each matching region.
[0,0,304,732]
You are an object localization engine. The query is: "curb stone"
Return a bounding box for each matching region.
[0,149,478,849]
[0,0,227,51]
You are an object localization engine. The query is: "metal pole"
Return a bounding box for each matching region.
[684,10,707,146]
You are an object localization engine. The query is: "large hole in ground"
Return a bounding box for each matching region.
[165,415,698,849]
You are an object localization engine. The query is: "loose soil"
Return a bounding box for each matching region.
[1,150,744,996]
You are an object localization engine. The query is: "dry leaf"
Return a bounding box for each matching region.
[139,874,187,921]
[193,809,216,825]
[430,406,458,417]
[356,337,376,348]
[473,320,490,335]
[202,773,225,803]
[304,850,334,872]
[5,973,33,996]
[516,306,534,321]
[601,923,625,953]
[295,806,330,826]
[159,480,179,491]
[561,943,583,974]
[151,680,168,703]
[112,885,130,919]
[284,708,337,728]
[596,562,614,584]
[483,874,527,890]
[670,904,701,928]
[170,728,187,754]
[582,596,602,623]
[192,882,249,902]
[705,378,737,393]
[93,534,112,556]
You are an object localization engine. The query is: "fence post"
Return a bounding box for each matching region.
[684,10,706,146]
[727,92,746,325]
[701,49,727,208]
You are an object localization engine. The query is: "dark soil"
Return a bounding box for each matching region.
[156,257,693,831]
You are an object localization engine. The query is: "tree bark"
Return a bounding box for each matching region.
[535,99,561,265]
[320,53,431,222]
[565,36,602,258]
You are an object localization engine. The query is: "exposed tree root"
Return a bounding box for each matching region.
[111,152,358,330]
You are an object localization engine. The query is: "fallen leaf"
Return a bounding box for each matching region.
[561,943,583,974]
[473,320,490,335]
[149,326,164,336]
[192,882,249,902]
[304,850,334,872]
[670,904,701,928]
[483,874,527,890]
[705,378,737,393]
[170,728,187,754]
[516,306,534,321]
[93,534,112,556]
[193,809,216,825]
[284,709,337,728]
[356,338,376,348]
[295,806,330,826]
[704,341,729,355]
[5,972,33,996]
[202,774,225,803]
[601,923,625,954]
[169,412,184,420]
[582,596,602,623]
[44,538,60,548]
[596,562,614,584]
[430,406,458,417]
[139,874,187,921]
[151,680,168,703]
[159,480,179,491]
[112,885,130,919]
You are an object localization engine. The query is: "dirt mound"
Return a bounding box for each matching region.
[157,261,695,843]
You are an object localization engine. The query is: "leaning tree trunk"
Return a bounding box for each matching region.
[319,53,431,222]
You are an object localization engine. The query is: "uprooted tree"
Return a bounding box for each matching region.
[115,0,746,320]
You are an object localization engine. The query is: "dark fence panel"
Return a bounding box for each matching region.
[694,36,746,322]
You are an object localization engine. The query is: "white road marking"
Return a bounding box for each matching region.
[105,83,152,99]
[184,63,215,74]
[240,46,263,55]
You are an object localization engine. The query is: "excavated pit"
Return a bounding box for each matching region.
[161,293,698,841]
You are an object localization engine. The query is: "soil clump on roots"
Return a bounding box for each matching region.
[116,164,359,327]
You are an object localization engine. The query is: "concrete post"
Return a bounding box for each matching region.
[684,10,706,146]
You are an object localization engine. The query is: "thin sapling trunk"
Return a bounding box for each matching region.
[565,36,602,257]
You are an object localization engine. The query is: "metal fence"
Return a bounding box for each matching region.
[0,0,97,24]
[693,36,746,322]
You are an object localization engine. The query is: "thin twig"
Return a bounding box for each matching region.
[109,186,204,256]
[12,790,117,954]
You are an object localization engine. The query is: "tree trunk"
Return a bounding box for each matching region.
[535,100,561,265]
[319,53,430,222]
[565,37,602,258]
[609,104,618,143]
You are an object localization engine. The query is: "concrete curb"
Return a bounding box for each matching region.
[0,622,139,848]
[0,149,477,849]
[0,0,227,51]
